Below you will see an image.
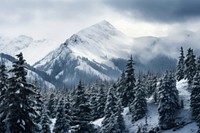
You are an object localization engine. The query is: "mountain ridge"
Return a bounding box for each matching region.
[33,20,177,86]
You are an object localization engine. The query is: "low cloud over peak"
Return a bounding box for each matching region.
[104,0,200,23]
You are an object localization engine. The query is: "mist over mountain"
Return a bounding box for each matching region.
[1,20,200,86]
[0,35,59,65]
[33,20,178,86]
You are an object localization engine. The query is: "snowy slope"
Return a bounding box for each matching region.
[92,79,198,133]
[0,35,59,65]
[0,53,57,89]
[34,20,132,85]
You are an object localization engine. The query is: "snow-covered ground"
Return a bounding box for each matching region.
[92,79,199,133]
[50,118,56,132]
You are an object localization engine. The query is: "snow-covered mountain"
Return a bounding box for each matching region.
[2,21,200,86]
[33,20,177,85]
[0,53,60,89]
[0,35,59,65]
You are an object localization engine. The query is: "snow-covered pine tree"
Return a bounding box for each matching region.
[3,52,38,133]
[100,86,126,133]
[158,71,179,130]
[100,85,125,133]
[196,56,200,74]
[101,85,118,132]
[90,93,99,120]
[122,55,136,107]
[130,75,147,122]
[71,81,95,133]
[145,72,157,98]
[64,96,72,125]
[72,81,87,109]
[96,84,106,119]
[191,72,200,124]
[184,48,196,85]
[176,47,185,81]
[47,93,57,118]
[113,100,127,133]
[116,71,126,102]
[104,85,118,118]
[40,107,52,133]
[0,63,8,132]
[32,78,43,130]
[53,98,70,133]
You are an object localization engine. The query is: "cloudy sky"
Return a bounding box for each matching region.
[1,0,200,43]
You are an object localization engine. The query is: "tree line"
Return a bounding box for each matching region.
[0,46,200,133]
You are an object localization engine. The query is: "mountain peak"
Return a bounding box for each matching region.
[94,20,115,28]
[66,20,124,47]
[75,20,119,37]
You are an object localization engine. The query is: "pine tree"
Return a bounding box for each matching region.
[130,76,147,122]
[144,73,157,98]
[3,53,38,133]
[113,100,126,133]
[71,81,95,133]
[103,85,118,118]
[64,96,72,125]
[122,56,136,107]
[47,93,57,118]
[185,48,196,85]
[41,107,52,133]
[90,93,99,120]
[191,72,200,124]
[72,81,87,109]
[116,71,126,101]
[176,47,185,81]
[32,79,43,129]
[158,72,179,130]
[53,98,70,133]
[100,86,126,133]
[196,56,200,74]
[96,84,106,119]
[0,64,8,132]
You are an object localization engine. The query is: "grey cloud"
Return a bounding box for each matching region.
[0,0,103,24]
[103,0,200,23]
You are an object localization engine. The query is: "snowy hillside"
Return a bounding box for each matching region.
[92,79,198,133]
[34,20,178,85]
[0,53,57,89]
[0,35,59,65]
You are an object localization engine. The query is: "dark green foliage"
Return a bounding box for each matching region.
[47,93,57,118]
[32,80,43,126]
[184,48,196,85]
[64,97,72,125]
[90,94,99,120]
[96,84,107,119]
[116,71,126,101]
[72,81,87,108]
[53,98,70,133]
[0,64,8,132]
[176,47,185,81]
[41,107,52,133]
[100,86,126,133]
[144,72,157,98]
[121,56,136,107]
[191,72,200,124]
[130,76,147,122]
[158,72,179,130]
[71,81,95,132]
[196,56,200,73]
[3,53,39,133]
[104,85,118,117]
